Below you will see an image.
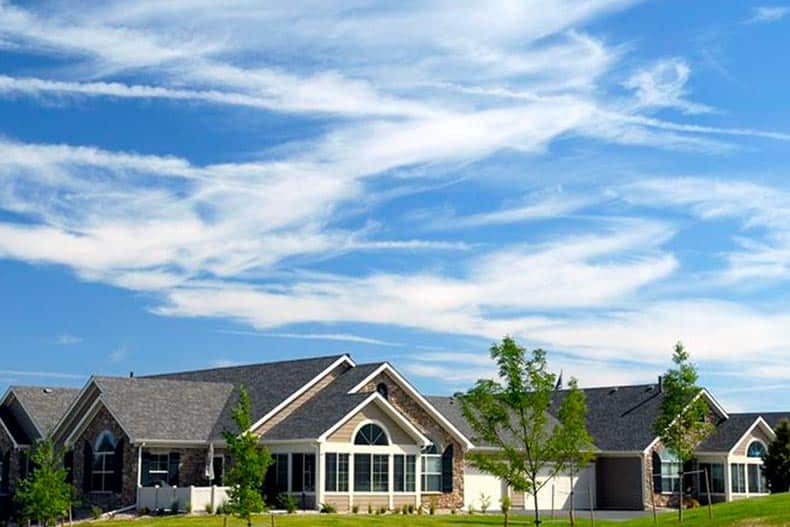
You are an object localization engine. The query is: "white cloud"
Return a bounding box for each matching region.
[623,58,713,114]
[747,6,790,23]
[219,329,403,347]
[108,346,128,363]
[55,334,82,345]
[0,369,84,379]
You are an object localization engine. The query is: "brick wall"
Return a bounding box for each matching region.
[361,372,464,508]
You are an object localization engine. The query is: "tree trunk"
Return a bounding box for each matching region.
[678,468,684,522]
[569,471,575,527]
[533,490,541,526]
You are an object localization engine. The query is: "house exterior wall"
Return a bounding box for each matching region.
[731,426,771,457]
[596,456,643,510]
[326,404,413,444]
[72,404,137,510]
[255,364,350,436]
[361,372,464,509]
[0,421,19,495]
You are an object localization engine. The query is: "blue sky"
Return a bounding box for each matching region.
[1,1,790,412]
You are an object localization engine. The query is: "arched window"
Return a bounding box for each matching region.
[354,423,388,445]
[747,441,766,458]
[92,430,117,492]
[376,382,388,399]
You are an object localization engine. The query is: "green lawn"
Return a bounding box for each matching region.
[106,493,790,527]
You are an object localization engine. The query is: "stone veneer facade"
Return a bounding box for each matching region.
[361,372,464,509]
[73,405,138,510]
[0,422,20,497]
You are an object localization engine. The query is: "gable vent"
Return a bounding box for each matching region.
[608,387,619,395]
[42,388,53,394]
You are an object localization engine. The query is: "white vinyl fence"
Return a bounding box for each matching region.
[137,485,231,513]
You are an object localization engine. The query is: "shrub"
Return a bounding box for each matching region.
[367,503,372,515]
[479,493,491,513]
[407,504,415,514]
[171,500,180,514]
[352,504,359,514]
[139,507,151,516]
[429,496,437,515]
[378,506,387,515]
[278,494,297,514]
[320,503,337,514]
[684,498,701,509]
[204,503,214,515]
[91,506,103,520]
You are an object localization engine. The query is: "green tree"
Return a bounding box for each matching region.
[555,378,595,527]
[457,337,591,526]
[223,386,273,527]
[15,437,73,526]
[763,419,790,493]
[654,342,713,522]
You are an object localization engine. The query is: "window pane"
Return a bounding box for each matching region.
[304,454,315,492]
[424,474,441,492]
[338,454,349,492]
[406,455,416,492]
[276,454,289,493]
[325,454,337,492]
[373,455,389,492]
[354,454,371,492]
[393,455,404,492]
[731,464,746,493]
[292,454,303,492]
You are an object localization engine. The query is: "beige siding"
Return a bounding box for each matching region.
[732,424,772,457]
[393,495,417,508]
[326,403,414,444]
[323,494,350,512]
[352,495,389,510]
[510,489,525,508]
[256,363,350,436]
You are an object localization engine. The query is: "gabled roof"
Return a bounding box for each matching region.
[91,376,236,443]
[262,363,384,441]
[757,412,790,429]
[696,412,788,453]
[144,354,350,434]
[9,386,81,436]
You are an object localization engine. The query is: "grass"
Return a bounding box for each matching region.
[107,493,790,527]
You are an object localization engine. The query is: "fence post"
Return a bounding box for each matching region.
[588,477,595,527]
[703,470,713,520]
[551,484,555,520]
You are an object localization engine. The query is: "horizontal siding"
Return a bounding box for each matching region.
[352,495,389,509]
[511,489,525,508]
[393,495,418,508]
[732,425,771,457]
[322,494,350,512]
[327,403,413,444]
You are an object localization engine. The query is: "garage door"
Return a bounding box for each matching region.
[463,462,505,511]
[516,465,596,511]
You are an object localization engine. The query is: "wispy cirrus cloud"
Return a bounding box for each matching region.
[747,6,790,24]
[218,329,403,347]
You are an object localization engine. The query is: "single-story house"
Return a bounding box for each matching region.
[0,354,787,518]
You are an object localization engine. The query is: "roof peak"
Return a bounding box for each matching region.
[141,353,350,379]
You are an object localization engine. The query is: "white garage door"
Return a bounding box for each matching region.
[519,465,596,511]
[463,462,505,511]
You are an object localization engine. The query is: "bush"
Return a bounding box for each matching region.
[171,500,180,514]
[91,506,103,520]
[378,506,387,515]
[429,496,437,515]
[204,503,213,515]
[278,494,297,514]
[352,504,359,514]
[319,503,337,514]
[139,507,151,516]
[367,503,373,515]
[407,503,415,514]
[684,498,701,509]
[479,492,491,513]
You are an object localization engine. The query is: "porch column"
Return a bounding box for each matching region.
[315,443,324,510]
[723,456,732,502]
[348,453,355,511]
[415,449,422,508]
[388,454,394,510]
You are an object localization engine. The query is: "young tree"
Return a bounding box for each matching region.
[458,337,591,527]
[654,342,713,522]
[763,419,790,493]
[223,386,273,527]
[555,378,595,527]
[15,438,73,526]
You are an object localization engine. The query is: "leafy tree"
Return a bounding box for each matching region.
[458,336,591,526]
[15,437,73,526]
[763,419,790,493]
[223,386,273,527]
[555,378,595,527]
[654,342,713,522]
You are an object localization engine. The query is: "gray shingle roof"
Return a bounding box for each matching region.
[429,384,664,451]
[94,377,235,442]
[144,355,346,432]
[697,412,790,453]
[263,363,385,441]
[427,394,561,448]
[10,386,80,436]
